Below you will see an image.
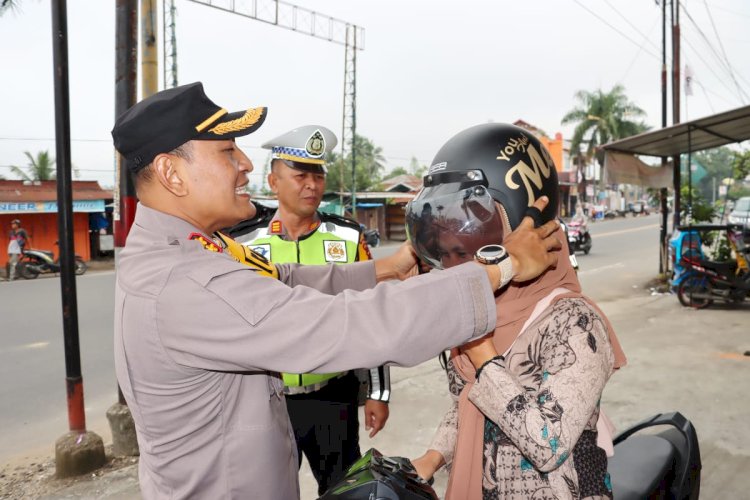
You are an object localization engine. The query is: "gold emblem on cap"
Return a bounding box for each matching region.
[208,108,264,135]
[305,130,326,158]
[195,108,228,132]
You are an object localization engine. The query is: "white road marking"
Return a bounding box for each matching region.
[594,223,660,238]
[578,262,625,275]
[0,341,50,355]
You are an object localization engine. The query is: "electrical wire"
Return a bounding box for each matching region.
[680,1,750,102]
[603,0,660,52]
[571,0,661,61]
[701,0,747,104]
[618,15,661,84]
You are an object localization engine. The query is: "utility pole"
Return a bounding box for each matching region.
[50,0,106,477]
[108,0,140,458]
[659,0,669,274]
[671,0,681,230]
[141,0,158,97]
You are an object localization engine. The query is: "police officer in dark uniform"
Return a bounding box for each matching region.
[227,125,390,495]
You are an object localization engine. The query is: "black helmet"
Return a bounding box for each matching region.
[406,123,559,269]
[318,449,438,500]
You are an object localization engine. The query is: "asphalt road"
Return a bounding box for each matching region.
[0,213,664,465]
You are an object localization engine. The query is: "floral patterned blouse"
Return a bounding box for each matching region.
[429,298,615,500]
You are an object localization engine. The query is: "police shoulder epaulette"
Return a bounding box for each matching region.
[318,211,363,233]
[224,204,275,239]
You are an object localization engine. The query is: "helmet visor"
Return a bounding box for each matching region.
[406,184,504,269]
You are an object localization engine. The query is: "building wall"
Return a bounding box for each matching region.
[540,132,565,172]
[0,212,91,266]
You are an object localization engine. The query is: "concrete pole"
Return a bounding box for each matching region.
[108,0,140,458]
[50,0,106,477]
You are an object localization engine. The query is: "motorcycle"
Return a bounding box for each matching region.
[567,218,592,255]
[675,224,750,309]
[559,219,579,271]
[319,411,701,500]
[361,224,381,248]
[18,246,87,279]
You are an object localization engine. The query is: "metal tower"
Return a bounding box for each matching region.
[341,25,358,214]
[163,0,178,88]
[181,0,365,211]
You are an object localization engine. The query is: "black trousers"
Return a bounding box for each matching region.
[285,371,361,496]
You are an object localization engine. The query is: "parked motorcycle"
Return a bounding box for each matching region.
[567,218,592,255]
[608,412,701,500]
[319,412,701,500]
[675,224,750,309]
[18,247,87,279]
[361,224,381,248]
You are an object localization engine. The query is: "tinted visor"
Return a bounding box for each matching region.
[406,182,504,270]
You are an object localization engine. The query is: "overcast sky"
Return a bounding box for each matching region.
[1,0,749,189]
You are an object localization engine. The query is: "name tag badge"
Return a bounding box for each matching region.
[324,240,348,263]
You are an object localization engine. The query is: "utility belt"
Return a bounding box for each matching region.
[282,371,347,395]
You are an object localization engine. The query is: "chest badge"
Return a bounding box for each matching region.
[251,244,272,261]
[324,240,348,263]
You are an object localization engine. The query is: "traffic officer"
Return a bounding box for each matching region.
[227,125,390,495]
[110,81,562,500]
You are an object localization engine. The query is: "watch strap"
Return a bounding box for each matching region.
[498,255,514,289]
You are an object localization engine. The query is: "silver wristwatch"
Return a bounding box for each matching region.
[475,244,514,289]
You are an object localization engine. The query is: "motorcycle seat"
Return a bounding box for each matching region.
[608,435,675,500]
[697,259,737,275]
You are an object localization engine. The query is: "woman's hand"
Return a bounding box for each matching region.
[411,449,445,481]
[461,335,499,370]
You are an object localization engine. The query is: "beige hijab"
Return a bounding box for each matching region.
[445,227,627,500]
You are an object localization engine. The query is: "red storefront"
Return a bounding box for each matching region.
[0,180,112,267]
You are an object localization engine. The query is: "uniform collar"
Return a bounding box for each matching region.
[267,210,321,240]
[133,203,209,245]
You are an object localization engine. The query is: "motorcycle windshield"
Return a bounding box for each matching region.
[406,183,504,270]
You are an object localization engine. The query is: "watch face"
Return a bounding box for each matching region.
[477,244,506,263]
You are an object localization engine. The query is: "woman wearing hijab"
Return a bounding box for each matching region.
[405,123,627,500]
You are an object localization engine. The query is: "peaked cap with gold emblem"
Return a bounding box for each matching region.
[262,125,337,174]
[111,82,267,173]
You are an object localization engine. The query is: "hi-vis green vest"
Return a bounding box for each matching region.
[240,212,368,389]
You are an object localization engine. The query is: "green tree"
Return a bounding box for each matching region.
[388,166,409,178]
[686,147,734,202]
[561,84,649,185]
[325,135,386,192]
[11,150,56,181]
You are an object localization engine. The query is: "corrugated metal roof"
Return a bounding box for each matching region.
[0,180,113,202]
[602,105,750,157]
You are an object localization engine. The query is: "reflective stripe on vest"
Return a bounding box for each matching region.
[246,222,360,388]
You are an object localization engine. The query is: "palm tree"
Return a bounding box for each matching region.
[561,84,649,188]
[11,150,56,181]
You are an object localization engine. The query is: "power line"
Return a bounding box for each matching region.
[618,15,660,84]
[603,0,660,52]
[681,34,743,103]
[571,0,661,61]
[701,0,747,104]
[680,2,750,102]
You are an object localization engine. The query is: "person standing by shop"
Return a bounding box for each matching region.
[228,125,390,495]
[6,219,28,281]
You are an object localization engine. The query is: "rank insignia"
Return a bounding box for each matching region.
[189,232,223,253]
[324,240,348,263]
[270,220,283,235]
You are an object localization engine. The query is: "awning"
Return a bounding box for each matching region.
[602,104,750,158]
[604,152,673,188]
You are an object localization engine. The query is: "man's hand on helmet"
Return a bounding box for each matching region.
[479,196,561,289]
[503,196,561,282]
